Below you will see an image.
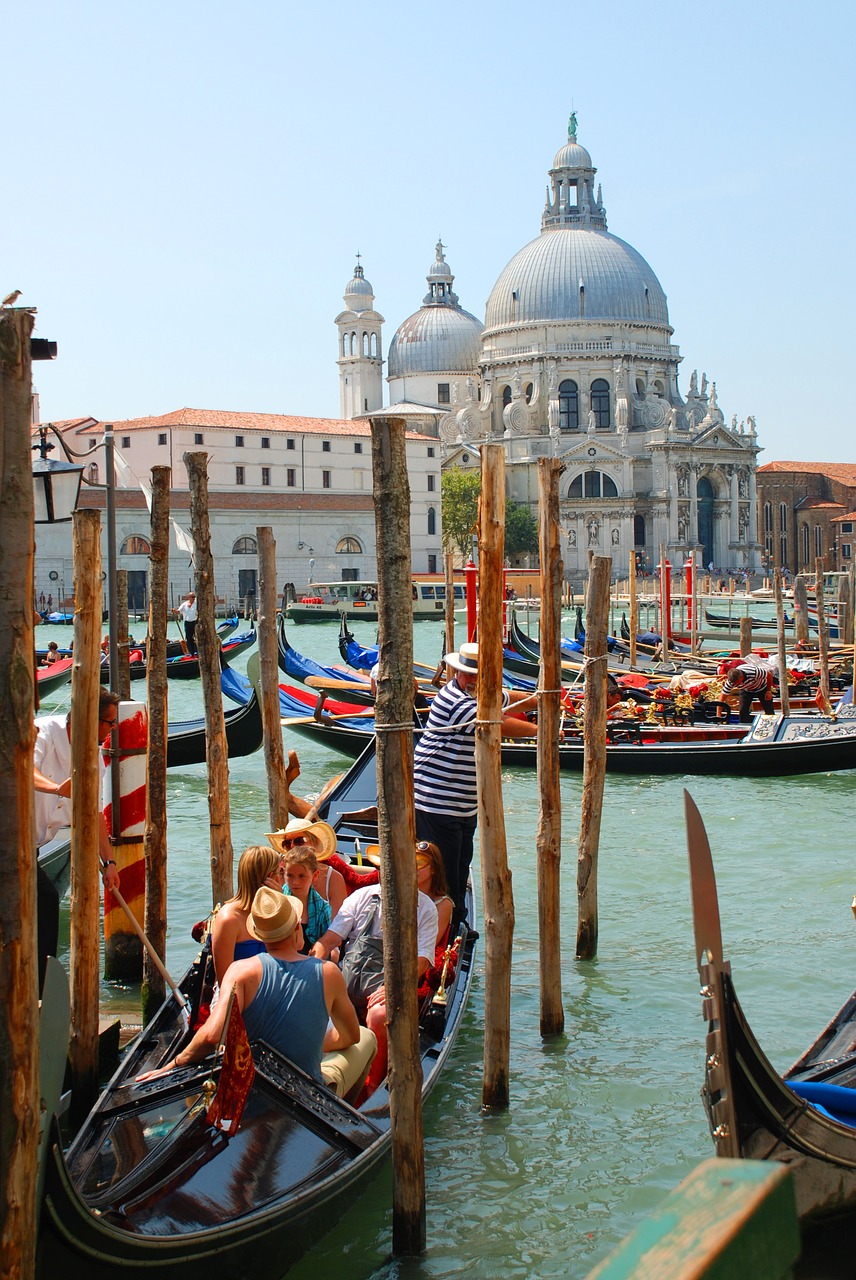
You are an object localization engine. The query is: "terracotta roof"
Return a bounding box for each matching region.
[758,461,856,484]
[794,498,845,511]
[47,408,437,442]
[832,511,856,524]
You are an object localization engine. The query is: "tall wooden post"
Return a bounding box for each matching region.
[536,459,564,1037]
[68,510,103,1117]
[444,551,455,662]
[577,555,611,960]
[478,444,513,1108]
[143,467,170,1022]
[257,526,289,830]
[628,553,637,668]
[739,616,753,657]
[815,558,831,710]
[837,572,852,647]
[370,415,424,1255]
[115,568,131,700]
[689,551,699,656]
[793,573,810,645]
[185,453,233,906]
[774,569,790,719]
[0,306,39,1276]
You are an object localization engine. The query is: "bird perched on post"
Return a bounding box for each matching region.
[1,289,22,307]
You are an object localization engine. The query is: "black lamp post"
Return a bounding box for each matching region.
[32,426,84,523]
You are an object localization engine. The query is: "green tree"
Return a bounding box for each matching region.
[441,467,481,558]
[505,499,539,556]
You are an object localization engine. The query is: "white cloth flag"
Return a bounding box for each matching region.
[173,522,195,556]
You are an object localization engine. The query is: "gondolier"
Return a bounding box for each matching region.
[173,590,198,654]
[413,642,537,924]
[718,655,775,723]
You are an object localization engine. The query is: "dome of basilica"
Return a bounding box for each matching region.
[387,241,483,377]
[484,226,669,329]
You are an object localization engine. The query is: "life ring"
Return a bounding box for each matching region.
[301,596,323,604]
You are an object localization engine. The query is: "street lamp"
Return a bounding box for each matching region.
[32,425,84,523]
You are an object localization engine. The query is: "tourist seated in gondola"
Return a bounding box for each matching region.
[41,641,60,665]
[138,889,374,1093]
[267,817,347,919]
[210,844,286,985]
[280,843,332,953]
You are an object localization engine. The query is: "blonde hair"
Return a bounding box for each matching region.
[282,846,319,875]
[234,845,281,912]
[417,841,449,899]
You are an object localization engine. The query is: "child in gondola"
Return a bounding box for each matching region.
[281,844,332,954]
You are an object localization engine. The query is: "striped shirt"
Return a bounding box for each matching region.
[722,656,774,696]
[413,677,508,818]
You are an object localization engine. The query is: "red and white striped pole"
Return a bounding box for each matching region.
[103,700,148,980]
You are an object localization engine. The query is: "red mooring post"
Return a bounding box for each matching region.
[684,557,694,633]
[465,557,477,642]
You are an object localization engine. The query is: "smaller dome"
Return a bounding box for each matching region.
[552,140,593,170]
[388,306,483,377]
[343,261,375,313]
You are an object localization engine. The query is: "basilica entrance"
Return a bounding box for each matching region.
[697,478,715,568]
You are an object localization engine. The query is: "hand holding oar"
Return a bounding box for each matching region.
[111,884,187,1011]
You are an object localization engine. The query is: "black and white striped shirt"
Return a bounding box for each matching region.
[413,678,508,818]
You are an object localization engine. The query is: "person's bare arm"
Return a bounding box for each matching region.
[33,768,71,797]
[135,969,240,1080]
[322,963,359,1052]
[310,927,344,960]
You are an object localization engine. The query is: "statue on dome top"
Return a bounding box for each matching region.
[689,369,698,395]
[568,110,578,141]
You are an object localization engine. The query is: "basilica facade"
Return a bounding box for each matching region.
[343,117,761,576]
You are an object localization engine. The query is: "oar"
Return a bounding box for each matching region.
[174,613,188,655]
[111,885,187,1012]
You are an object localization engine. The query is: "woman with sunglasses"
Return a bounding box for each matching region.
[415,841,454,949]
[211,844,285,985]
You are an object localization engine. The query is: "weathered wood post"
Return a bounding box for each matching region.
[115,567,131,700]
[658,542,669,659]
[478,443,513,1107]
[739,616,753,658]
[774,569,791,719]
[628,552,638,668]
[815,557,831,710]
[369,414,424,1254]
[143,466,170,1021]
[537,458,564,1037]
[0,305,39,1275]
[257,526,289,830]
[577,554,611,960]
[185,453,233,906]
[444,550,455,662]
[689,550,699,656]
[838,572,852,647]
[793,573,810,645]
[68,510,103,1117]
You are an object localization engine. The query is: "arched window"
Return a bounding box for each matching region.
[232,536,258,555]
[801,523,810,566]
[559,380,579,431]
[524,383,533,404]
[87,461,99,483]
[568,470,618,499]
[634,515,646,547]
[336,537,363,554]
[120,535,151,555]
[502,385,512,408]
[371,333,379,357]
[342,334,348,357]
[427,507,436,536]
[362,332,369,356]
[591,378,610,428]
[350,332,356,355]
[763,502,773,534]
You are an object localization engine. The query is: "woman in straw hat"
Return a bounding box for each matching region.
[138,887,366,1086]
[267,817,347,919]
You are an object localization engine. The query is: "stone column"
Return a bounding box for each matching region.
[729,466,739,545]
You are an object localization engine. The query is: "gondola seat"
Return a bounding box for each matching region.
[321,1026,377,1101]
[690,701,733,724]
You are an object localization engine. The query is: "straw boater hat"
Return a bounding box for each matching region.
[246,886,301,943]
[444,641,479,674]
[265,817,338,861]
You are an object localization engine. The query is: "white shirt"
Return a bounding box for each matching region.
[329,883,438,964]
[177,598,198,622]
[33,714,106,847]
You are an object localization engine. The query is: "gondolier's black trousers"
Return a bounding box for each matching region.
[185,620,197,655]
[738,688,774,723]
[415,807,477,924]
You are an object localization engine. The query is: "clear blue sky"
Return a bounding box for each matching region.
[6,0,854,463]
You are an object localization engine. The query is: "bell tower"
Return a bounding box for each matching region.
[336,257,384,418]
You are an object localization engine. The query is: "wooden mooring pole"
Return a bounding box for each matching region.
[478,443,513,1107]
[815,557,831,710]
[115,568,131,700]
[792,573,810,645]
[0,304,39,1276]
[536,458,564,1036]
[576,554,611,960]
[143,466,170,1021]
[628,552,637,668]
[774,569,790,719]
[185,453,233,906]
[369,415,424,1255]
[257,526,289,830]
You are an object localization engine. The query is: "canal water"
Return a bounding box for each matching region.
[39,615,856,1278]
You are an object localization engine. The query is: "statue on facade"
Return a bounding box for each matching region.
[587,517,600,546]
[677,465,689,497]
[738,470,749,499]
[731,414,738,431]
[666,404,678,431]
[611,528,620,546]
[709,382,719,410]
[548,395,560,437]
[689,369,698,395]
[587,407,597,434]
[451,382,460,406]
[678,511,689,543]
[567,528,576,547]
[747,414,757,434]
[511,370,522,399]
[701,373,708,397]
[465,376,476,402]
[568,110,578,140]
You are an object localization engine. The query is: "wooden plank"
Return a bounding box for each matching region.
[585,1158,799,1279]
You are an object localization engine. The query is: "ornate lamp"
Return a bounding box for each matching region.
[32,426,84,523]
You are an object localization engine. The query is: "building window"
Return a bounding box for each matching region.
[502,385,512,408]
[779,503,788,533]
[354,442,363,454]
[428,554,437,573]
[427,447,435,458]
[236,466,245,485]
[438,383,450,404]
[843,543,852,560]
[120,535,151,555]
[261,437,270,449]
[336,537,363,553]
[287,438,295,450]
[815,525,823,558]
[428,506,436,536]
[322,470,331,489]
[235,435,244,447]
[591,378,611,428]
[232,536,258,554]
[843,522,854,534]
[322,441,331,452]
[780,536,788,568]
[287,468,296,487]
[559,380,579,431]
[158,433,167,445]
[121,436,131,449]
[801,523,810,565]
[89,438,97,448]
[568,470,619,499]
[261,467,271,486]
[525,383,533,404]
[194,433,204,445]
[763,503,772,534]
[87,462,99,483]
[427,475,436,492]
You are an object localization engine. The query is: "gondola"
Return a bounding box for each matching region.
[509,609,691,677]
[337,616,440,683]
[278,614,373,694]
[165,629,257,680]
[37,737,476,1279]
[165,661,265,768]
[704,607,791,630]
[686,789,856,1226]
[284,701,856,776]
[37,657,74,697]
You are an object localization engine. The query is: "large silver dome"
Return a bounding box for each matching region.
[388,305,484,376]
[484,226,669,329]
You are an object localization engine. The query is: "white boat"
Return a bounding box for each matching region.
[284,577,465,622]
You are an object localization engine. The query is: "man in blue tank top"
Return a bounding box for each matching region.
[138,889,360,1084]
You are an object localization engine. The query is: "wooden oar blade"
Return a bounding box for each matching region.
[683,789,724,972]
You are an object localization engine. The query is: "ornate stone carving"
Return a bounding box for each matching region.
[503,400,528,435]
[587,517,600,546]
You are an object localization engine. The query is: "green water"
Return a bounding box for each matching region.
[39,617,856,1277]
